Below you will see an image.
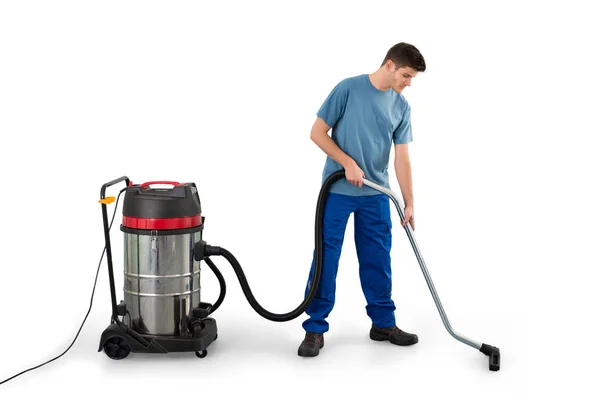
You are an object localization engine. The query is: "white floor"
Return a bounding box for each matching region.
[1,303,523,400]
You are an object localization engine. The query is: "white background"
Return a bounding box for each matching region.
[1,0,599,398]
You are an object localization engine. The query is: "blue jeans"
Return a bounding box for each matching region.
[302,193,396,334]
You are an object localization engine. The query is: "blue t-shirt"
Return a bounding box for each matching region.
[317,74,413,196]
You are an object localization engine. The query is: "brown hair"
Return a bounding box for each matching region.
[381,42,426,72]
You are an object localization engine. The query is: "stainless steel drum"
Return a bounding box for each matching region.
[123,231,202,336]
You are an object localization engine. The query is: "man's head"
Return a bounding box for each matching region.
[380,42,426,94]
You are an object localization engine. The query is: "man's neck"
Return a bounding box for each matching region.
[368,69,390,91]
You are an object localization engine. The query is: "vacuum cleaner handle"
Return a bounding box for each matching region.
[139,181,181,188]
[100,176,130,199]
[99,176,130,322]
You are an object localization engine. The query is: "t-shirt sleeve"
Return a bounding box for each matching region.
[316,80,350,128]
[393,102,413,144]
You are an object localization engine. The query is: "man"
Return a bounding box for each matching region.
[298,42,426,357]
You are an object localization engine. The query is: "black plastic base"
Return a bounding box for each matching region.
[98,318,217,360]
[479,343,501,371]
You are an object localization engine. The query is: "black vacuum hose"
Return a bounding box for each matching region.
[194,169,346,322]
[204,257,226,315]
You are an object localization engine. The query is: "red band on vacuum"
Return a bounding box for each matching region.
[122,215,202,230]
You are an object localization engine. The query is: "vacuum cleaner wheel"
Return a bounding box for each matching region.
[195,350,207,358]
[103,336,131,360]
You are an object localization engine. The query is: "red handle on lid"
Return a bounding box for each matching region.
[140,181,182,188]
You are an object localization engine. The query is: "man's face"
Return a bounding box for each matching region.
[388,62,418,93]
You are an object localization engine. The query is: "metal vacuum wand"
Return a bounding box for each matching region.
[362,178,501,371]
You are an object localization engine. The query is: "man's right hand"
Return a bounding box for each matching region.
[344,160,365,187]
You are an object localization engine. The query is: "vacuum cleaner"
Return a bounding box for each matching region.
[97,170,501,371]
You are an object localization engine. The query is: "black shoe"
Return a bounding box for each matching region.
[298,332,324,357]
[369,324,418,346]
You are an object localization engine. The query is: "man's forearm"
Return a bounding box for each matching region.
[395,160,414,207]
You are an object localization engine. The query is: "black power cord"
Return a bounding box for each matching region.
[0,188,126,387]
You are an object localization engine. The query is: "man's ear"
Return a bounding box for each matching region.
[385,59,395,71]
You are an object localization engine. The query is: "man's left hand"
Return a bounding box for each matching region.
[402,206,415,230]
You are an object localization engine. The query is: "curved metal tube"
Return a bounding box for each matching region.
[362,178,481,350]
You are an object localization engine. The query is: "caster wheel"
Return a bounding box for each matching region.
[195,349,207,358]
[103,336,131,360]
